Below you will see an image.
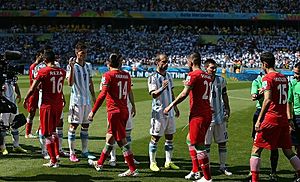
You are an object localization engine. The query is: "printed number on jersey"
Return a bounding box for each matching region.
[117,81,128,99]
[50,76,63,94]
[202,80,212,100]
[277,84,287,104]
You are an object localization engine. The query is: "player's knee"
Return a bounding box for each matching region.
[82,124,89,129]
[69,124,78,131]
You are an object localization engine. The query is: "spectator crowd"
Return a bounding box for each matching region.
[1,0,299,14]
[0,24,299,70]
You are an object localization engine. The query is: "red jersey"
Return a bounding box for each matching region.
[262,72,288,122]
[185,69,212,117]
[35,66,66,106]
[93,70,131,113]
[29,62,38,86]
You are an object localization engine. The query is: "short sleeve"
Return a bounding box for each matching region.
[148,75,157,93]
[35,69,46,82]
[168,73,174,89]
[251,79,259,94]
[87,63,93,78]
[185,72,195,87]
[262,76,271,91]
[66,65,71,79]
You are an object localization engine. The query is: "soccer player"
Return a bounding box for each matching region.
[250,73,279,181]
[67,42,96,162]
[87,53,138,177]
[147,54,180,172]
[33,46,68,159]
[249,52,300,182]
[203,59,232,176]
[0,82,27,155]
[24,50,66,167]
[108,82,140,166]
[164,52,212,182]
[25,49,43,139]
[287,62,300,179]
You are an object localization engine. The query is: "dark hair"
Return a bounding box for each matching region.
[204,59,216,67]
[295,62,300,69]
[260,52,275,68]
[188,52,201,66]
[43,50,55,63]
[75,42,87,53]
[108,53,122,68]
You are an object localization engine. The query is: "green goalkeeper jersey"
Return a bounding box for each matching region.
[288,79,300,115]
[251,75,263,109]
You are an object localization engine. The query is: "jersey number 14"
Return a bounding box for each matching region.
[117,81,128,99]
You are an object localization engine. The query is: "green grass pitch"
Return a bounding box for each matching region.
[0,75,297,182]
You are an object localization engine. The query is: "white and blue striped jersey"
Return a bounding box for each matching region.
[2,82,16,104]
[210,75,227,124]
[148,72,174,119]
[67,61,93,106]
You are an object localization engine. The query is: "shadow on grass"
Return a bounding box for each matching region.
[0,174,113,182]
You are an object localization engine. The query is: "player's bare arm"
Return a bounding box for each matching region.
[151,80,169,98]
[129,90,136,117]
[88,84,109,121]
[256,90,272,131]
[287,102,295,131]
[23,79,41,109]
[67,57,75,86]
[171,89,180,118]
[164,86,191,114]
[89,77,96,103]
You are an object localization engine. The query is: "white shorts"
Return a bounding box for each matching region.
[68,104,92,124]
[150,117,176,137]
[205,122,228,145]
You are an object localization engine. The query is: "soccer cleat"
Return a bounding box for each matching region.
[218,167,232,176]
[269,173,278,182]
[195,176,212,182]
[294,178,300,182]
[25,134,37,139]
[109,159,117,167]
[69,154,80,162]
[59,151,70,157]
[0,148,8,155]
[43,161,59,168]
[82,152,96,159]
[118,169,139,177]
[125,158,140,165]
[150,162,160,172]
[88,159,103,171]
[164,161,180,170]
[12,146,28,153]
[185,171,201,180]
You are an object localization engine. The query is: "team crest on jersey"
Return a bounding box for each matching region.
[101,77,106,84]
[262,81,268,89]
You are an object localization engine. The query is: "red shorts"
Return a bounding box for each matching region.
[189,115,212,145]
[39,104,63,137]
[107,110,129,141]
[254,120,292,150]
[27,90,39,113]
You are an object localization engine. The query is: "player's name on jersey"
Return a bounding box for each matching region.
[274,77,287,82]
[115,74,129,79]
[50,70,64,76]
